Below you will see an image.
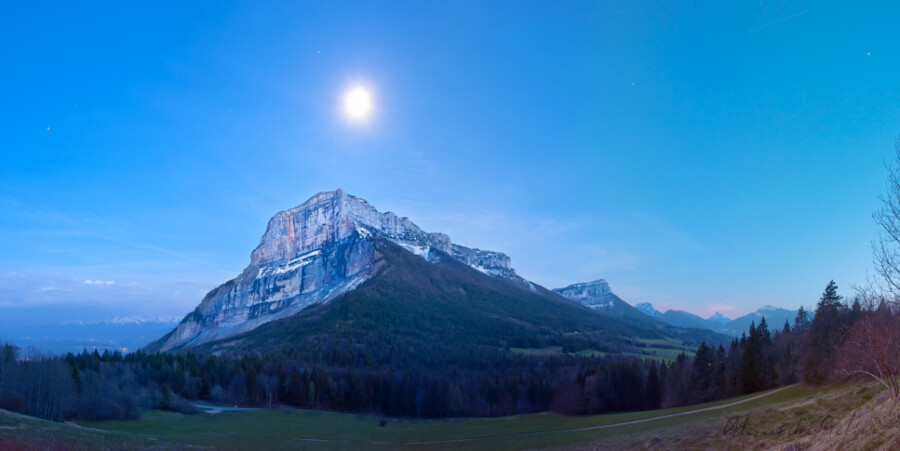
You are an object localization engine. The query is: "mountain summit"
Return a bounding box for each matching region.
[635,302,661,318]
[152,189,530,351]
[707,312,731,325]
[553,280,651,322]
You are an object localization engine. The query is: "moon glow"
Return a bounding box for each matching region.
[343,86,373,121]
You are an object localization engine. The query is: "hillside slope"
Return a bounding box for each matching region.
[195,238,726,357]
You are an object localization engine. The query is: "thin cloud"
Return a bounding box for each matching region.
[84,280,115,285]
[0,272,213,325]
[747,10,810,34]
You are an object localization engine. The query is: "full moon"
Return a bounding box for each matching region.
[343,86,372,121]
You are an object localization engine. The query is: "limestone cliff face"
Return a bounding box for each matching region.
[551,279,651,322]
[157,189,526,351]
[553,280,616,310]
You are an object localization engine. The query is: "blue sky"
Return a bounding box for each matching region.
[2,1,899,325]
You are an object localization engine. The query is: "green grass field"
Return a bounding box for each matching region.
[0,383,891,450]
[510,340,686,362]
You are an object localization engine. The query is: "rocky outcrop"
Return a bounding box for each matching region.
[551,279,652,322]
[553,280,616,310]
[156,189,526,351]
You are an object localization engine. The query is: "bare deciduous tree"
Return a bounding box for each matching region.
[873,140,900,300]
[837,306,900,400]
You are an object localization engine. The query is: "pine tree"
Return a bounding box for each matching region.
[741,322,763,393]
[757,317,776,389]
[820,280,843,308]
[713,345,726,399]
[446,383,464,415]
[645,361,661,410]
[723,339,742,396]
[802,281,847,383]
[793,305,810,331]
[690,342,714,403]
[658,361,669,407]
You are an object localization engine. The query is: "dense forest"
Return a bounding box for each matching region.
[1,280,897,422]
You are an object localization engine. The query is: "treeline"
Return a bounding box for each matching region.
[0,343,616,420]
[1,281,897,422]
[0,345,152,421]
[569,280,899,415]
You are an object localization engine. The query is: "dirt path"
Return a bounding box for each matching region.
[555,383,796,433]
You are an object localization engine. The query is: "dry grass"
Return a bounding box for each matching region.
[791,391,900,451]
[576,383,899,450]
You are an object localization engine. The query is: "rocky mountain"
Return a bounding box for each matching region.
[553,280,652,322]
[635,302,661,318]
[151,189,533,352]
[149,189,729,355]
[707,312,732,325]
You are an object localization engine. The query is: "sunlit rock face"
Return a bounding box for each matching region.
[158,189,525,351]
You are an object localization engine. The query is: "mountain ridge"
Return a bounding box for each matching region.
[631,302,798,336]
[187,236,729,356]
[149,190,730,354]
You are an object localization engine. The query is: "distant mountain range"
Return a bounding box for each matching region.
[549,280,797,338]
[721,305,799,335]
[551,278,797,338]
[622,303,799,337]
[2,316,179,354]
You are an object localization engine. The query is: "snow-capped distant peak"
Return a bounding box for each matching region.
[62,315,181,326]
[707,311,731,325]
[106,315,181,325]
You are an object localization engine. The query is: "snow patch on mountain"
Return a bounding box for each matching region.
[397,243,431,259]
[257,249,322,278]
[553,280,616,309]
[635,302,661,318]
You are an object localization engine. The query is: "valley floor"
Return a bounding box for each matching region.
[1,383,897,450]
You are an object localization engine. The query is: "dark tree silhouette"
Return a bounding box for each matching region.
[802,281,846,384]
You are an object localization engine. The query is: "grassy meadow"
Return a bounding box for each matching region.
[510,337,691,363]
[2,382,896,450]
